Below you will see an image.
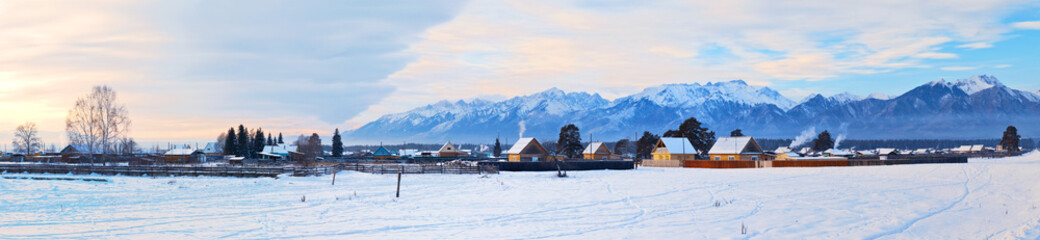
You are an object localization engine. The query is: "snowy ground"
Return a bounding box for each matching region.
[2,152,1040,239]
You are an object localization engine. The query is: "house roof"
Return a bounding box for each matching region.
[582,142,610,154]
[261,144,291,155]
[656,138,697,154]
[826,149,855,156]
[61,144,104,155]
[165,148,202,156]
[876,148,898,155]
[203,142,220,153]
[708,136,762,155]
[373,146,394,156]
[438,142,462,153]
[506,138,536,154]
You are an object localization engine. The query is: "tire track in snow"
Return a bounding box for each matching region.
[865,165,981,239]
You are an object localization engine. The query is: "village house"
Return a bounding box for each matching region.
[652,137,698,161]
[438,142,467,158]
[507,138,550,162]
[259,144,296,161]
[774,151,801,160]
[202,142,222,156]
[708,136,774,161]
[876,148,899,160]
[59,144,104,163]
[164,148,205,164]
[582,142,613,160]
[373,146,397,160]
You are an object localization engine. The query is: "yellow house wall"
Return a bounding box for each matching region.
[652,152,697,160]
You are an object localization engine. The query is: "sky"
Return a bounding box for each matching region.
[1,0,1040,147]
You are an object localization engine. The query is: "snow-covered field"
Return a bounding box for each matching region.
[3,152,1040,239]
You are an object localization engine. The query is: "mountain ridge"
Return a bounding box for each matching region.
[346,75,1040,143]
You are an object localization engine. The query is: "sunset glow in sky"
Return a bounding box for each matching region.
[1,0,1039,146]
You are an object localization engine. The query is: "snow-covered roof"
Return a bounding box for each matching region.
[582,142,609,154]
[165,148,201,156]
[876,148,898,155]
[506,138,536,154]
[708,136,761,155]
[657,138,697,154]
[826,149,854,156]
[261,144,291,155]
[952,145,973,152]
[61,144,104,155]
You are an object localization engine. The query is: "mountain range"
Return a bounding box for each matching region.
[346,75,1040,143]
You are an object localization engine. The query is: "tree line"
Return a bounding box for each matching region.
[217,127,344,160]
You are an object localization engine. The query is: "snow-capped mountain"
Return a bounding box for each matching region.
[867,93,891,100]
[619,80,796,110]
[346,75,1040,143]
[348,88,609,143]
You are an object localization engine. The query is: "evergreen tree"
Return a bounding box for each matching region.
[332,128,343,157]
[278,133,284,144]
[556,124,583,159]
[493,138,502,157]
[224,128,237,156]
[236,125,250,158]
[731,129,744,137]
[663,117,716,155]
[812,130,835,152]
[253,128,265,158]
[614,139,631,157]
[1001,126,1021,152]
[636,131,660,159]
[267,133,273,146]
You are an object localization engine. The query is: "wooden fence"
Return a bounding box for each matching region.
[477,160,635,172]
[343,163,497,175]
[0,164,335,178]
[679,156,967,169]
[638,159,683,168]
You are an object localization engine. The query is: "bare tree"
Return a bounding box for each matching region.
[66,85,131,163]
[12,122,43,157]
[118,138,138,155]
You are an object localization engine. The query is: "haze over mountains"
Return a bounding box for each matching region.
[346,75,1040,143]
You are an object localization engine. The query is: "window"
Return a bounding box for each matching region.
[751,156,759,161]
[714,156,720,160]
[728,156,735,160]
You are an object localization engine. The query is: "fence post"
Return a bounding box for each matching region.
[396,170,402,198]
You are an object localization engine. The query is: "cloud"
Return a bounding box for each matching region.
[913,52,959,59]
[1012,21,1040,29]
[994,64,1013,68]
[957,42,994,49]
[0,0,465,143]
[941,66,979,71]
[348,0,1031,128]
